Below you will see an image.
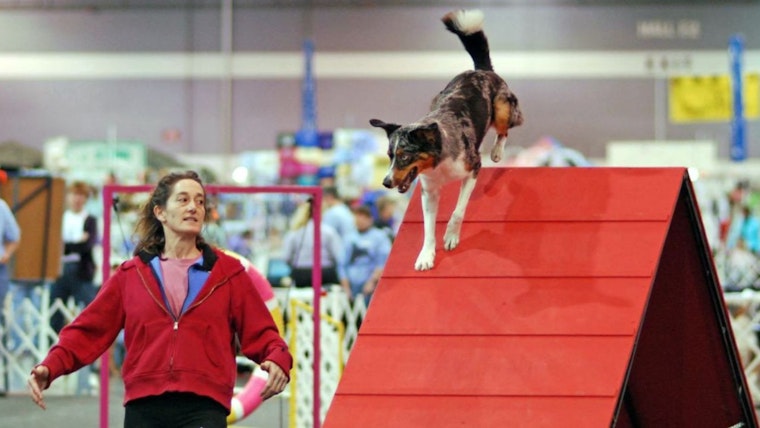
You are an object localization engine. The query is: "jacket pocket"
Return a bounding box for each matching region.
[174,318,233,372]
[122,319,171,378]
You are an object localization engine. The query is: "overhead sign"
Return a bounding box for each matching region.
[637,19,701,40]
[669,74,759,123]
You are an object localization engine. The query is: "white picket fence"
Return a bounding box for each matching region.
[0,283,369,428]
[276,286,367,428]
[724,291,760,402]
[0,284,93,396]
[7,282,760,424]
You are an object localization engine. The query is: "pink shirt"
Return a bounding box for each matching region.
[159,257,196,317]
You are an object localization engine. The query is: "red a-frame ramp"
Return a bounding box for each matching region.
[324,167,757,427]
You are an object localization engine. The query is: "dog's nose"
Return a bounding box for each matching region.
[382,176,393,189]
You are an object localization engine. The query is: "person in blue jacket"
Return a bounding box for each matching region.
[341,205,392,303]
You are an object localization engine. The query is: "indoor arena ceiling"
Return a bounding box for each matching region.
[0,0,757,10]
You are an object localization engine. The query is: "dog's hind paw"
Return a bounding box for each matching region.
[444,219,462,250]
[490,146,503,163]
[414,250,436,271]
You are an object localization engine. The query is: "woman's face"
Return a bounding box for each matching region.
[154,178,206,240]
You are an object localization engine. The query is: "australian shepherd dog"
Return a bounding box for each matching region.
[370,9,524,270]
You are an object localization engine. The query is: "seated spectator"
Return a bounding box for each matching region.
[341,205,392,303]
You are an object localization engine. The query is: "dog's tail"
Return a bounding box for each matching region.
[442,9,492,72]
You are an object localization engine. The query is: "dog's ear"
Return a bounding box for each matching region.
[410,122,440,146]
[369,119,401,137]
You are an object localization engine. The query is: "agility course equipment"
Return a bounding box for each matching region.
[324,167,757,427]
[0,174,64,282]
[223,250,285,425]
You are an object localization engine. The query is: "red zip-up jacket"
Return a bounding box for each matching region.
[40,244,292,412]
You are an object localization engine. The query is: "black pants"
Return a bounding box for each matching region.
[124,392,227,428]
[290,266,339,288]
[50,262,96,333]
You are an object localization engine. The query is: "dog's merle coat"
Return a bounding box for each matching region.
[371,9,523,271]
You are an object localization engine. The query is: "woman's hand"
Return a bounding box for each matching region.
[28,365,50,410]
[259,360,288,400]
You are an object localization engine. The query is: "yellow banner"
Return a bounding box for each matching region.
[669,74,759,123]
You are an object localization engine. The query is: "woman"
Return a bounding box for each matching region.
[282,197,345,288]
[29,170,291,428]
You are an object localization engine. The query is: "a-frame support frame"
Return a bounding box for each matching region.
[614,175,756,427]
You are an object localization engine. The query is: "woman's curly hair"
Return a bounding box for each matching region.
[133,170,208,256]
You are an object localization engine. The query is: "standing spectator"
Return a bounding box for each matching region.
[29,170,291,427]
[741,206,760,254]
[282,198,345,288]
[202,205,228,249]
[228,229,254,260]
[110,195,140,267]
[727,205,760,254]
[50,181,98,334]
[0,170,21,319]
[322,185,357,241]
[341,205,392,303]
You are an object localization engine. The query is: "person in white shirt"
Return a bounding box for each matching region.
[50,181,99,334]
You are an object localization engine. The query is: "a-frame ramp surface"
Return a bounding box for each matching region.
[323,167,757,427]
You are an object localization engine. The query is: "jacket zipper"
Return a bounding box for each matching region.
[136,267,180,375]
[169,320,178,375]
[170,276,228,376]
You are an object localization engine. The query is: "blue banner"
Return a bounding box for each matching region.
[296,38,319,147]
[729,34,746,161]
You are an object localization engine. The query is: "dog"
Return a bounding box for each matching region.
[370,9,523,271]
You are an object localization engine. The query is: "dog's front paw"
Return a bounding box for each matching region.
[444,232,460,251]
[414,250,436,271]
